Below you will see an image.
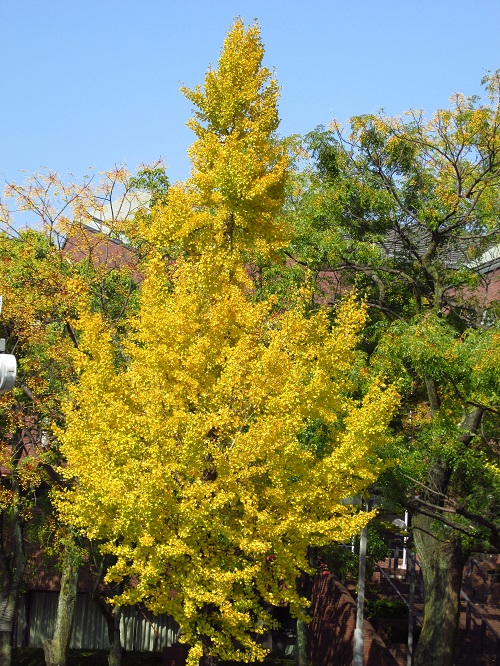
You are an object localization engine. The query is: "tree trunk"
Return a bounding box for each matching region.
[91,557,124,666]
[411,405,482,666]
[106,604,122,666]
[0,629,12,666]
[42,541,79,666]
[413,513,465,666]
[0,439,27,666]
[92,595,124,666]
[200,634,217,666]
[0,587,20,666]
[296,562,314,666]
[295,619,308,666]
[0,595,16,666]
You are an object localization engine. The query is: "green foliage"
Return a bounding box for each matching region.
[321,525,390,582]
[250,255,309,310]
[75,259,140,322]
[128,164,170,208]
[320,543,358,580]
[366,597,408,621]
[290,74,500,562]
[297,419,332,458]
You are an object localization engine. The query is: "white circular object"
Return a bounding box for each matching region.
[0,354,17,392]
[392,518,407,530]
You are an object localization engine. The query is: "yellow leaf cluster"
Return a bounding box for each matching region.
[146,20,289,261]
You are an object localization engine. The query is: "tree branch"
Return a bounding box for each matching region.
[65,321,79,348]
[413,495,500,537]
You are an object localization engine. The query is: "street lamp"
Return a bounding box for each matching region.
[0,353,16,392]
[0,297,17,393]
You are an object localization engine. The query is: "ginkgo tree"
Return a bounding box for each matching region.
[57,20,398,666]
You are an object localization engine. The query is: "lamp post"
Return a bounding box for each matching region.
[392,517,415,666]
[407,548,415,666]
[353,519,368,666]
[353,498,372,666]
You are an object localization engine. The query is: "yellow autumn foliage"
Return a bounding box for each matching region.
[56,20,398,665]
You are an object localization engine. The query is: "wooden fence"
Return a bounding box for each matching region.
[15,592,178,651]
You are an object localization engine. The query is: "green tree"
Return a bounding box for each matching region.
[0,227,78,666]
[291,72,500,666]
[0,164,163,666]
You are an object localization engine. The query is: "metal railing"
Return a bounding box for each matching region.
[461,589,500,666]
[374,562,422,627]
[467,557,496,595]
[344,542,500,665]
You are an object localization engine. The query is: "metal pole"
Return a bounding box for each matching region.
[353,517,368,666]
[402,510,409,570]
[407,550,415,666]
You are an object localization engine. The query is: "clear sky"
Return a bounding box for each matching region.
[2,0,499,187]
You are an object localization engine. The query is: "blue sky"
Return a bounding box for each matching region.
[2,0,499,186]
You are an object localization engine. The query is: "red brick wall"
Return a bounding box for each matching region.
[62,226,140,278]
[308,573,399,666]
